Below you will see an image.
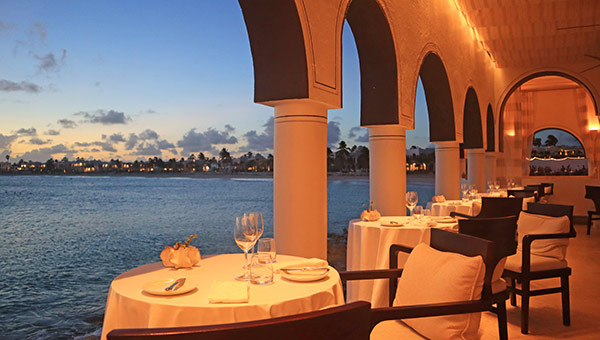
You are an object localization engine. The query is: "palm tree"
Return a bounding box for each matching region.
[5,154,9,162]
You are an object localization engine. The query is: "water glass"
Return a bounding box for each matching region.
[460,183,469,201]
[250,253,274,285]
[413,206,423,220]
[258,237,276,262]
[423,208,431,219]
[405,191,418,217]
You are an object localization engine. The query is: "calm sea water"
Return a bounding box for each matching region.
[0,175,434,339]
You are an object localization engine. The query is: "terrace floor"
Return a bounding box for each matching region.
[480,223,600,340]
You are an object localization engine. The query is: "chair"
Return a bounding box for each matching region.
[458,216,519,340]
[340,229,500,339]
[450,197,523,219]
[507,189,537,210]
[524,184,543,201]
[541,182,554,195]
[107,301,372,340]
[502,202,575,334]
[585,185,600,235]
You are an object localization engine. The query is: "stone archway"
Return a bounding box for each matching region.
[462,87,486,191]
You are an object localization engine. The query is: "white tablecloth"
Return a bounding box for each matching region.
[426,200,482,216]
[346,216,458,308]
[101,254,344,339]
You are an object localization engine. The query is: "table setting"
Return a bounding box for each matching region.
[100,211,343,340]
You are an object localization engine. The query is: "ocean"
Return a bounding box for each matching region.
[0,175,434,339]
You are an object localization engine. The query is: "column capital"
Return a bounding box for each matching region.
[274,99,328,119]
[466,148,485,155]
[368,125,405,138]
[434,141,460,149]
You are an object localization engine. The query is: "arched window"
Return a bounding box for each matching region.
[529,128,587,176]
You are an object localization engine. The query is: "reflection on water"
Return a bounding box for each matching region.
[0,175,433,339]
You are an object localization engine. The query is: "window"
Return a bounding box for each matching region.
[529,128,587,176]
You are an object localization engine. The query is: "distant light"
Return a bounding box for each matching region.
[506,130,515,137]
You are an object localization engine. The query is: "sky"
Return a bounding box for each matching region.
[0,1,430,162]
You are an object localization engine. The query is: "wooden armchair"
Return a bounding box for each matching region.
[541,182,554,196]
[340,228,501,339]
[585,185,600,235]
[107,301,372,340]
[450,197,523,219]
[524,184,543,201]
[502,202,575,334]
[457,216,518,340]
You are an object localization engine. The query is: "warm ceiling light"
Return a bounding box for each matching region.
[506,130,515,137]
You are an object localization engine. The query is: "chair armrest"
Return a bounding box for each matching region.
[449,211,471,218]
[370,300,489,330]
[339,269,403,283]
[520,232,574,273]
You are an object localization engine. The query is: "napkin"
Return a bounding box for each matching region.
[208,280,249,304]
[273,258,328,273]
[408,220,438,228]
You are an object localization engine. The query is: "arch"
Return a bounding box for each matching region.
[462,87,483,149]
[239,0,308,103]
[486,104,495,152]
[530,127,587,158]
[498,70,599,152]
[346,0,399,126]
[417,52,456,141]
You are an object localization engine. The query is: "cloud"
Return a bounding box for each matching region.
[33,49,67,72]
[125,133,139,150]
[135,143,161,156]
[45,129,60,136]
[224,124,235,133]
[32,22,46,40]
[139,129,159,140]
[0,20,16,33]
[349,126,369,143]
[57,118,77,128]
[327,121,341,147]
[75,109,131,125]
[106,133,125,143]
[29,137,51,145]
[73,141,117,153]
[0,133,18,149]
[15,127,37,136]
[177,126,238,155]
[239,117,274,152]
[94,81,101,87]
[0,79,42,93]
[157,139,175,149]
[18,144,74,162]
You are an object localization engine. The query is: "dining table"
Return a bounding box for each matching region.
[426,199,482,217]
[100,254,344,340]
[346,216,458,308]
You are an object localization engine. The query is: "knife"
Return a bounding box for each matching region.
[172,278,186,291]
[165,278,185,291]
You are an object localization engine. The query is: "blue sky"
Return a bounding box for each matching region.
[0,1,430,162]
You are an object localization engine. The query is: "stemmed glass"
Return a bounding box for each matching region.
[247,212,264,255]
[487,180,494,193]
[406,191,418,218]
[461,183,469,201]
[234,214,259,281]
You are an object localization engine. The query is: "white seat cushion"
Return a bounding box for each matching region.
[393,243,485,340]
[522,196,535,210]
[371,320,429,340]
[504,251,568,272]
[517,211,570,260]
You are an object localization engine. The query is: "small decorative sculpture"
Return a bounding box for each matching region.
[360,200,381,222]
[160,234,201,268]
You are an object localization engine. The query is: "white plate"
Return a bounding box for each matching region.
[379,220,404,227]
[142,278,197,296]
[280,268,330,282]
[434,217,457,223]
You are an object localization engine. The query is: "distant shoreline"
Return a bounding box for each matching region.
[0,171,435,181]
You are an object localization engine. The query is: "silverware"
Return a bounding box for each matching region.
[165,278,185,291]
[280,267,329,274]
[172,278,186,291]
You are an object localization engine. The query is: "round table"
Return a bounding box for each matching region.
[346,216,458,308]
[101,254,344,340]
[426,199,482,216]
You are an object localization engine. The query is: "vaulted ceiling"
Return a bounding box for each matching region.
[456,0,600,70]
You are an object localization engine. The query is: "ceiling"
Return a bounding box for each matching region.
[456,0,600,69]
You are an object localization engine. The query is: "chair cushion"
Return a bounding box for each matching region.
[517,211,570,260]
[522,196,535,210]
[504,251,568,272]
[492,278,507,294]
[393,243,485,340]
[371,320,429,340]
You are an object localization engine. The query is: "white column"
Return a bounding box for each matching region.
[273,100,327,259]
[467,148,486,192]
[435,141,461,200]
[485,152,497,185]
[369,125,406,216]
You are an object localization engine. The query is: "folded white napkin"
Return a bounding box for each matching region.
[408,220,438,228]
[208,280,249,304]
[273,258,328,273]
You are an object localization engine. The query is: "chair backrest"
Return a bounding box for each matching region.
[477,197,523,218]
[524,184,543,200]
[541,182,554,195]
[526,202,575,235]
[507,189,536,199]
[107,301,371,340]
[458,216,518,280]
[585,185,600,212]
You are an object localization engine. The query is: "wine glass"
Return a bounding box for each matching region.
[487,180,494,193]
[234,215,259,281]
[469,185,478,200]
[460,183,469,201]
[405,191,418,218]
[246,212,264,254]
